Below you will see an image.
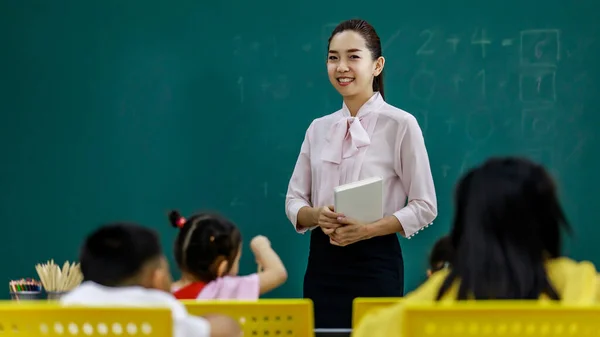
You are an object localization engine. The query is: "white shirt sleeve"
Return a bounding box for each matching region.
[393,114,438,238]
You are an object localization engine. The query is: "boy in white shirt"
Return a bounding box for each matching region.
[61,222,241,337]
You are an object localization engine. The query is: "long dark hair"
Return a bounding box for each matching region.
[328,19,385,99]
[436,157,570,300]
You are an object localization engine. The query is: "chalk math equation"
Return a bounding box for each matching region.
[226,26,593,208]
[393,27,589,182]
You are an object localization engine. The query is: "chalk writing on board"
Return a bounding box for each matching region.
[519,70,556,103]
[383,29,403,52]
[389,27,567,61]
[416,29,435,55]
[521,107,556,138]
[519,29,561,67]
[466,108,494,143]
[446,37,460,53]
[476,69,486,99]
[471,28,491,58]
[410,70,435,101]
[314,26,587,181]
[532,117,554,136]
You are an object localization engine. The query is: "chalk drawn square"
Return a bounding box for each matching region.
[519,29,560,66]
[519,70,556,103]
[521,107,557,139]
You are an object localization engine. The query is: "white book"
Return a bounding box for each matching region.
[334,176,383,224]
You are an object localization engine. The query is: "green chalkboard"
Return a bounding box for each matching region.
[0,1,598,299]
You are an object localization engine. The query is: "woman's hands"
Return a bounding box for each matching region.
[328,216,371,246]
[313,205,344,235]
[312,206,371,246]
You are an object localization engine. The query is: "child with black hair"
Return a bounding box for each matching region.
[427,235,453,277]
[354,157,600,336]
[61,223,241,337]
[168,210,287,300]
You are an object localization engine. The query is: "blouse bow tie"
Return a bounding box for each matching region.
[321,116,371,164]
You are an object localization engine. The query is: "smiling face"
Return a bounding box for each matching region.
[327,30,384,101]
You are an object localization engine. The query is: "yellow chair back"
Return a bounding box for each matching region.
[352,297,402,327]
[0,303,172,336]
[401,301,600,336]
[354,299,600,336]
[183,299,314,336]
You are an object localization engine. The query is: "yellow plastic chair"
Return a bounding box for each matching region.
[401,301,600,336]
[352,297,402,327]
[0,303,172,336]
[183,299,314,336]
[358,301,600,336]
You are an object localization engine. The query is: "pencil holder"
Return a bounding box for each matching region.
[10,291,41,301]
[46,291,67,300]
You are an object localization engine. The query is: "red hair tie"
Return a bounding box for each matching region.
[177,217,186,228]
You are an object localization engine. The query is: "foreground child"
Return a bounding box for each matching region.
[61,223,241,337]
[354,157,600,336]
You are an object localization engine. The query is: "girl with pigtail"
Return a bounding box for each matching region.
[169,211,287,300]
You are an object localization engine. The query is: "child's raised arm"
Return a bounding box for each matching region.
[250,236,288,295]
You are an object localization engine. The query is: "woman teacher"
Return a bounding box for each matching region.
[284,19,438,329]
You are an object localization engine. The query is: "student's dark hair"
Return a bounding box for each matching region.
[429,235,453,272]
[436,157,570,301]
[328,19,385,99]
[169,210,242,283]
[80,223,162,287]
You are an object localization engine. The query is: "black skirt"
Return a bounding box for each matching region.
[303,227,404,329]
